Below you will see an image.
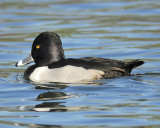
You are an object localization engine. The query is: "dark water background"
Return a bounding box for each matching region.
[0,0,160,128]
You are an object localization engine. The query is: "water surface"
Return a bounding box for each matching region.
[0,0,160,128]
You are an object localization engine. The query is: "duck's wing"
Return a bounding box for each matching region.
[79,57,127,78]
[48,58,114,71]
[80,57,144,72]
[48,57,144,78]
[79,57,126,68]
[48,58,126,74]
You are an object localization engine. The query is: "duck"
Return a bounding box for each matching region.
[16,32,144,83]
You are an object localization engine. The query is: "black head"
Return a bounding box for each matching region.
[31,32,65,66]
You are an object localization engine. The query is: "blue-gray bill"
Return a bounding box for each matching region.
[15,54,34,67]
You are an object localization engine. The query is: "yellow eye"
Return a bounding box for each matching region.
[36,45,40,49]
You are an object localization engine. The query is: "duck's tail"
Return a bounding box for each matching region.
[124,59,144,74]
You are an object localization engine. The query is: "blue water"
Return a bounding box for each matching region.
[0,0,160,128]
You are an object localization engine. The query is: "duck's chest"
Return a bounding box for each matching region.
[26,65,104,83]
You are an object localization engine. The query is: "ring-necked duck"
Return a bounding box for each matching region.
[16,32,144,83]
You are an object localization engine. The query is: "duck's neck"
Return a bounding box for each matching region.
[36,56,65,67]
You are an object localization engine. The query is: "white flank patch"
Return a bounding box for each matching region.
[29,65,104,83]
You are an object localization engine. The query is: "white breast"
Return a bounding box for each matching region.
[29,65,104,83]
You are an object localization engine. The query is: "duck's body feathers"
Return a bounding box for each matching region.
[16,32,145,83]
[24,57,144,82]
[48,57,144,79]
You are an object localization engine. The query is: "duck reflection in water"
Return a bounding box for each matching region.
[33,83,68,112]
[32,81,104,112]
[34,91,67,112]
